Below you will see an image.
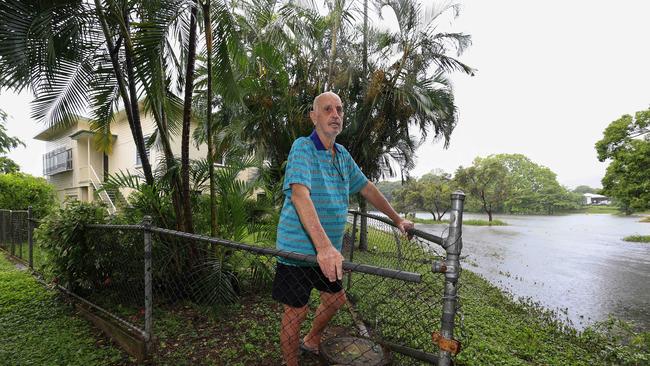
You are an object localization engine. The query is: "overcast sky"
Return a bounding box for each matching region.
[1,0,649,188]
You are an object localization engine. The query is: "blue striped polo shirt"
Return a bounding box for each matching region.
[277,130,368,266]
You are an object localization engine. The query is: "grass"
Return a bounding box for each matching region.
[580,205,622,214]
[8,222,649,366]
[463,219,507,226]
[623,235,650,243]
[0,252,131,366]
[410,217,508,226]
[640,216,650,223]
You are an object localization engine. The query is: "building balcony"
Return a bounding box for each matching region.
[43,147,73,176]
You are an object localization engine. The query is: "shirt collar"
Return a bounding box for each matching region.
[310,130,340,152]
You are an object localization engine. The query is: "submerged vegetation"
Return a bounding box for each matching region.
[410,217,508,226]
[623,235,650,243]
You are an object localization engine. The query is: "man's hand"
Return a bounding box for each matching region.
[396,218,415,239]
[316,245,344,282]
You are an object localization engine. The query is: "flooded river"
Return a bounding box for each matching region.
[416,212,650,331]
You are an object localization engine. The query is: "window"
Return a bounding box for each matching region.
[214,154,225,166]
[43,147,72,175]
[135,136,152,166]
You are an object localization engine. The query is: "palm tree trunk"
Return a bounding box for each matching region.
[121,8,155,185]
[181,0,199,234]
[94,0,154,186]
[326,5,341,89]
[148,54,185,231]
[203,0,218,237]
[362,0,368,76]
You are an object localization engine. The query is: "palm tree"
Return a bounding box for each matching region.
[0,0,157,185]
[334,0,474,249]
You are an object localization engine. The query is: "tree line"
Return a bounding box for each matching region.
[378,154,586,221]
[0,0,473,236]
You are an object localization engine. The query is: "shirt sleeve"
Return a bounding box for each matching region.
[282,140,312,198]
[347,154,368,195]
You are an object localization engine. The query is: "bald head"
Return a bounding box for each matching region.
[312,91,341,112]
[310,91,344,142]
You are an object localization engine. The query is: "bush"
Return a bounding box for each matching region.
[34,202,141,292]
[0,173,56,217]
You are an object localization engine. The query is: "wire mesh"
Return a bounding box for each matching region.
[74,225,147,333]
[343,213,450,365]
[0,209,29,262]
[2,205,464,365]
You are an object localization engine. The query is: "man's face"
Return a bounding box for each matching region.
[310,93,344,139]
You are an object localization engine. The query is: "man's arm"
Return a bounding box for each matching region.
[291,183,344,282]
[360,182,414,234]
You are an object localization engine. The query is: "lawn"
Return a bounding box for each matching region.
[0,252,132,366]
[4,221,649,366]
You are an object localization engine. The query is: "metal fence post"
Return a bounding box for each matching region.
[10,210,14,256]
[346,212,359,292]
[438,191,465,366]
[28,206,33,269]
[143,216,153,356]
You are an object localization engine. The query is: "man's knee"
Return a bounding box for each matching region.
[321,290,347,310]
[283,304,309,323]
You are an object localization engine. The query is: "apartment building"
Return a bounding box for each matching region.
[34,110,212,213]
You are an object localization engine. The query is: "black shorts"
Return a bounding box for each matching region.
[272,262,343,308]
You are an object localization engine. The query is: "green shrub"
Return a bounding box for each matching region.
[0,172,56,217]
[34,201,141,292]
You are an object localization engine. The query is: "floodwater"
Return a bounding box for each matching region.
[416,212,650,331]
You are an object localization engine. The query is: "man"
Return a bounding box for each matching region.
[272,91,414,366]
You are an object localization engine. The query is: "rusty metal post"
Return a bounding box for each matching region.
[10,210,14,256]
[346,212,359,292]
[28,206,33,269]
[438,191,465,366]
[143,216,153,356]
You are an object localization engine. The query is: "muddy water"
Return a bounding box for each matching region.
[416,213,650,330]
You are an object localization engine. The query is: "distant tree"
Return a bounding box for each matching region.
[495,154,577,214]
[392,180,421,216]
[573,185,598,194]
[454,157,510,222]
[596,108,650,214]
[596,108,649,160]
[419,172,452,220]
[0,109,24,173]
[375,180,404,203]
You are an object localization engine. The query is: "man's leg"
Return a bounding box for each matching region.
[281,304,309,366]
[302,290,347,350]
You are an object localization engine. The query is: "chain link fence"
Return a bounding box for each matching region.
[1,191,465,365]
[0,208,34,267]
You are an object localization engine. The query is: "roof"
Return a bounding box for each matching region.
[583,193,607,198]
[33,116,89,141]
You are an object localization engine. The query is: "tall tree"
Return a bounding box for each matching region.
[338,0,473,249]
[455,157,510,222]
[420,171,452,220]
[0,0,157,186]
[596,108,650,214]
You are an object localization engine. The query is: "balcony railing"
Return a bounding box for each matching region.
[43,147,73,175]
